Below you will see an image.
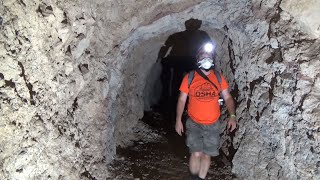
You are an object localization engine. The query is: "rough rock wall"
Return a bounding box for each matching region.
[0,0,112,179]
[232,0,320,179]
[0,0,209,179]
[1,0,319,180]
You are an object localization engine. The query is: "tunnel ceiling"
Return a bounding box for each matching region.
[0,0,319,179]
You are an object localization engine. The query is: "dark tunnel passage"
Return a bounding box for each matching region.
[156,18,212,121]
[148,18,238,120]
[107,19,238,179]
[151,18,239,158]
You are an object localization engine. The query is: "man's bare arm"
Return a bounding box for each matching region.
[175,92,188,135]
[221,89,237,132]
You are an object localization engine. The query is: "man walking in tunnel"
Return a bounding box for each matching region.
[175,41,237,180]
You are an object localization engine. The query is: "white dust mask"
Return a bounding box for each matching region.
[198,58,214,70]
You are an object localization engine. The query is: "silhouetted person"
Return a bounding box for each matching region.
[157,18,211,119]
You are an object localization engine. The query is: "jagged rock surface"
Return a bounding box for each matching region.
[0,0,319,179]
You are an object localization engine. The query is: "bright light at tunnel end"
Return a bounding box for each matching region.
[204,43,214,53]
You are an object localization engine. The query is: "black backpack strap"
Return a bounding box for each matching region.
[213,69,222,90]
[191,68,225,106]
[188,70,195,88]
[213,69,223,103]
[188,69,222,91]
[195,68,219,91]
[214,69,221,83]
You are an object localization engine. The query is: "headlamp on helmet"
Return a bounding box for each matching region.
[203,42,214,53]
[197,42,215,71]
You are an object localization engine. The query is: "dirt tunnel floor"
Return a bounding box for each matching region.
[107,111,233,180]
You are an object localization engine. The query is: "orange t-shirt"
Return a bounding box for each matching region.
[179,71,229,124]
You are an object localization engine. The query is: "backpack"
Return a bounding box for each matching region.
[187,69,224,105]
[187,69,222,89]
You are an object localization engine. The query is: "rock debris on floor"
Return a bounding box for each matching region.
[107,111,233,180]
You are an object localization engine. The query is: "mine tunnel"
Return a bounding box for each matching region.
[0,0,319,180]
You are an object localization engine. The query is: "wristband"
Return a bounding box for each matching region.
[230,114,236,118]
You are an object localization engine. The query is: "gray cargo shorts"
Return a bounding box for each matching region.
[185,117,221,156]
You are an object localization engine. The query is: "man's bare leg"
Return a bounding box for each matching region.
[189,152,202,175]
[198,153,211,179]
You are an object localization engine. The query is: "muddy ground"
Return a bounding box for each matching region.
[107,111,234,180]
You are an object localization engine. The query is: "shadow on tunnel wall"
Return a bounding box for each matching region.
[155,18,211,120]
